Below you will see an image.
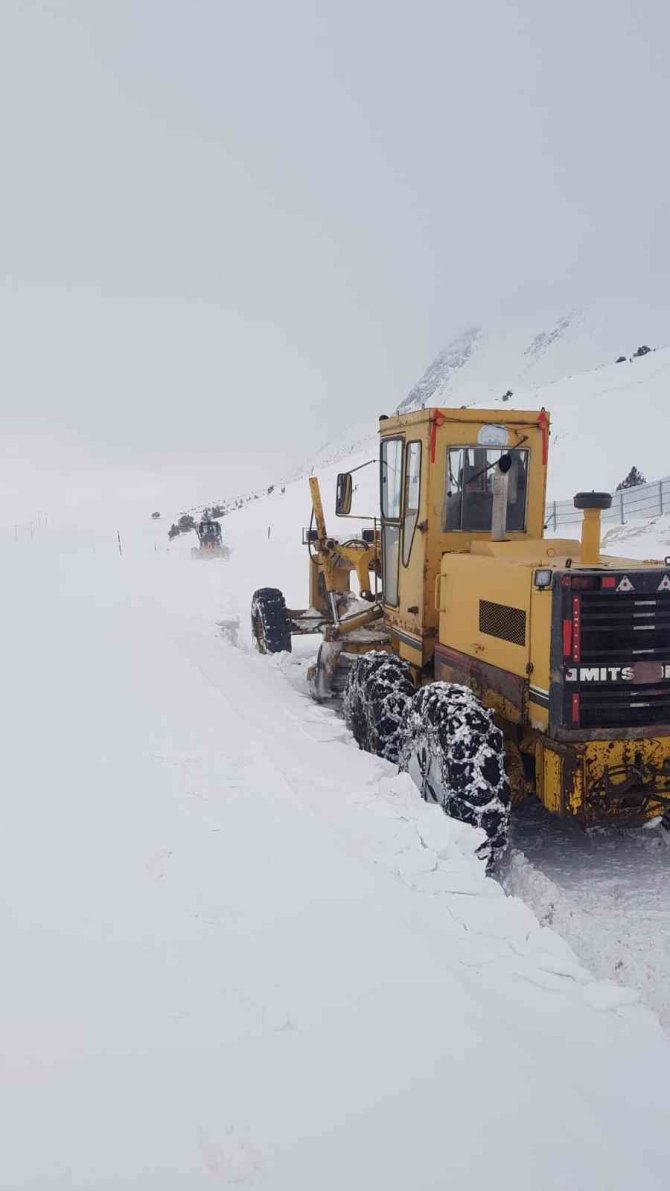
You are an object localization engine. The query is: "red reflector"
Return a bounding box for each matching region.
[601,576,617,588]
[571,693,580,726]
[572,596,581,662]
[571,576,597,589]
[562,619,572,657]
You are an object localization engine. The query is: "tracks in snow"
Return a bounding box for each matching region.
[504,800,670,1031]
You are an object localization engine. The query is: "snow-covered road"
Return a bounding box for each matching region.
[1,538,670,1188]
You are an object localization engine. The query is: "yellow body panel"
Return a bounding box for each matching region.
[439,555,531,684]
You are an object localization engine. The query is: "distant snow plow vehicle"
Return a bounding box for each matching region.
[253,406,670,864]
[193,516,227,558]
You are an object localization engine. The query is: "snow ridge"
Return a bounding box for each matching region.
[524,308,580,361]
[398,324,482,411]
[397,296,670,414]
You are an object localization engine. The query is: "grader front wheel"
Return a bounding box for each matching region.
[251,588,292,654]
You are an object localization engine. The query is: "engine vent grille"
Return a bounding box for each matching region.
[479,600,526,646]
[580,591,670,663]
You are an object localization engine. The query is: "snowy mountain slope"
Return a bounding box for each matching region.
[3,523,670,1188]
[174,352,670,575]
[401,324,484,411]
[486,343,670,499]
[107,288,670,587]
[278,305,669,505]
[284,418,379,480]
[398,297,670,412]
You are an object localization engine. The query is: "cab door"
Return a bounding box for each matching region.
[380,433,428,667]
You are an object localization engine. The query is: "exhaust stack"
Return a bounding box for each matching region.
[574,492,612,566]
[491,454,513,542]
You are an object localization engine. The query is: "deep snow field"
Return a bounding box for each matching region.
[2,457,670,1189]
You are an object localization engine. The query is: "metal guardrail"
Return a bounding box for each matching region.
[545,477,670,530]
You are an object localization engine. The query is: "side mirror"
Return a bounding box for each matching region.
[335,472,353,516]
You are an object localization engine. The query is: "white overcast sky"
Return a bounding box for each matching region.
[0,0,668,511]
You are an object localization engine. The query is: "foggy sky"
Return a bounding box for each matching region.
[0,0,668,506]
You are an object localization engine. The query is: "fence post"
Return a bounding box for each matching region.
[620,491,625,524]
[552,501,557,530]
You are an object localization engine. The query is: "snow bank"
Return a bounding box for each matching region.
[3,504,670,1187]
[602,512,670,562]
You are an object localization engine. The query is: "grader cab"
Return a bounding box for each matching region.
[253,406,670,865]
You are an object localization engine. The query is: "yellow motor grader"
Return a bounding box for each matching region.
[252,406,670,863]
[192,515,228,558]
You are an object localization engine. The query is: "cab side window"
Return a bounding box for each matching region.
[380,438,403,605]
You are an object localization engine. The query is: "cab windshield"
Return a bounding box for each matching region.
[444,447,528,532]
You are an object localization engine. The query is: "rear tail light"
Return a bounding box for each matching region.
[572,596,581,662]
[571,693,580,726]
[568,574,628,589]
